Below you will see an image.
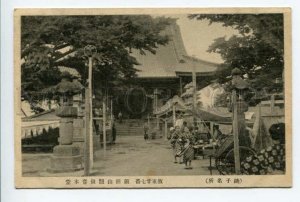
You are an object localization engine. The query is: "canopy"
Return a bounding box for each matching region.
[154,95,187,116]
[155,95,232,123]
[21,120,60,139]
[21,109,60,139]
[189,108,232,123]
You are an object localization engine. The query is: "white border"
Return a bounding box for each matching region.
[1,0,300,202]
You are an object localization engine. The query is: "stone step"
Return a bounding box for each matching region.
[114,119,145,136]
[115,128,144,136]
[116,130,144,133]
[116,131,143,136]
[114,125,143,128]
[118,129,143,132]
[115,129,143,132]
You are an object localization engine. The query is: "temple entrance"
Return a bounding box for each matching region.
[114,87,153,119]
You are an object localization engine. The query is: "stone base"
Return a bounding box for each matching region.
[48,145,83,173]
[73,141,84,155]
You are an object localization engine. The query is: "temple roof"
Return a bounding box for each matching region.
[132,21,221,78]
[22,109,60,121]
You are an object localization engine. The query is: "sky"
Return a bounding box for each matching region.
[174,15,238,64]
[36,15,237,65]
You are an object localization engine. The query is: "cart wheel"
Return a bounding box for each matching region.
[215,146,256,175]
[215,156,229,175]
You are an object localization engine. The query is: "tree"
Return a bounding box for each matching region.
[21,15,173,104]
[189,14,284,92]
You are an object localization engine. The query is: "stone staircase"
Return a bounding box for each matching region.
[114,119,144,136]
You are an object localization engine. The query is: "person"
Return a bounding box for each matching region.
[170,126,183,164]
[177,126,195,169]
[241,123,285,175]
[213,125,222,140]
[175,114,184,129]
[112,123,117,144]
[143,121,149,141]
[167,127,174,140]
[181,121,189,133]
[118,111,123,123]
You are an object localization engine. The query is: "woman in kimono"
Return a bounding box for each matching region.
[179,127,195,169]
[241,123,285,175]
[170,126,183,164]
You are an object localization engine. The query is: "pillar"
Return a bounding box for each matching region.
[270,94,275,113]
[172,104,176,126]
[164,119,168,140]
[210,122,214,141]
[153,88,158,113]
[179,77,183,95]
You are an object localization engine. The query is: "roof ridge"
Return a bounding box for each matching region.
[23,109,56,120]
[182,55,221,66]
[169,22,188,63]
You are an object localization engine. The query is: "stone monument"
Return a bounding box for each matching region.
[49,72,84,173]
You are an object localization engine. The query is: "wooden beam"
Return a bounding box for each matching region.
[103,97,106,156]
[232,90,241,174]
[172,104,176,126]
[164,119,168,140]
[84,88,90,176]
[179,77,183,95]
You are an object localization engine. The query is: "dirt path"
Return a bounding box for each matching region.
[92,136,216,176]
[22,136,217,176]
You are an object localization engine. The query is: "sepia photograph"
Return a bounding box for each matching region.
[14,8,292,188]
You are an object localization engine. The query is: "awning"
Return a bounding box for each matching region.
[155,95,232,123]
[189,108,232,122]
[21,120,60,139]
[154,95,188,116]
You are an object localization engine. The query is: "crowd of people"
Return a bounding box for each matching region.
[166,116,286,174]
[168,118,215,170]
[140,111,286,175]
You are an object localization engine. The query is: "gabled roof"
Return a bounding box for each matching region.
[132,21,221,78]
[175,55,220,75]
[22,109,60,121]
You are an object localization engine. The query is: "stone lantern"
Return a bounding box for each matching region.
[49,71,84,173]
[71,77,86,154]
[229,68,251,147]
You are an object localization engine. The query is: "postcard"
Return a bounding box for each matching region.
[14,8,292,188]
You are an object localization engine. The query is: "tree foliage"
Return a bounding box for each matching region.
[189,14,284,92]
[21,15,173,102]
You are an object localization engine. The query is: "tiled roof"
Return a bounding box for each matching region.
[57,21,220,79]
[22,109,60,121]
[175,55,220,74]
[132,21,220,78]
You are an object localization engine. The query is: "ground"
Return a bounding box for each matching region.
[22,136,218,176]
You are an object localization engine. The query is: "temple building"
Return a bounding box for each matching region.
[122,21,222,118]
[21,21,222,120]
